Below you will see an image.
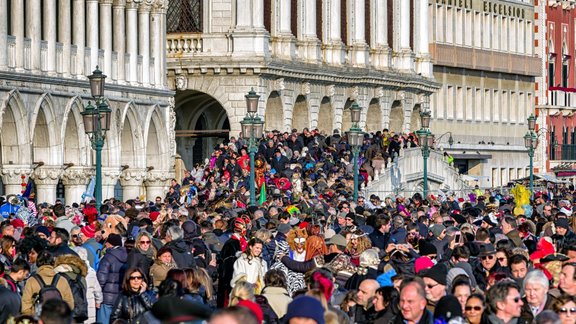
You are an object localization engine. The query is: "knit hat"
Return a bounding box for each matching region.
[446,267,469,292]
[434,295,463,321]
[106,233,123,247]
[430,224,446,238]
[237,299,264,324]
[81,223,96,238]
[285,296,325,324]
[454,262,478,289]
[555,218,570,229]
[414,256,435,274]
[35,226,51,237]
[418,239,437,256]
[149,211,160,222]
[421,263,448,286]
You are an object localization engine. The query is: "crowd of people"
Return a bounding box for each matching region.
[0,127,575,324]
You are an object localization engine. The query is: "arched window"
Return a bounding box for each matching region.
[167,0,203,33]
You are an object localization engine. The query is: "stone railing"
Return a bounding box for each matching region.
[167,33,203,57]
[548,89,576,108]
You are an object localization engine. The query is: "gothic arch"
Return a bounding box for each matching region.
[30,93,60,165]
[119,103,145,169]
[341,98,354,132]
[292,95,310,131]
[317,96,334,134]
[61,96,89,166]
[1,90,31,165]
[144,106,169,171]
[265,91,284,131]
[410,104,422,133]
[389,100,404,134]
[365,98,382,132]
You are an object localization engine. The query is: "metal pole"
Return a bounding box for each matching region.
[353,147,359,202]
[94,136,103,214]
[529,147,534,199]
[249,142,256,206]
[423,146,429,198]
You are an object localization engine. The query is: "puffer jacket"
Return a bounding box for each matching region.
[97,247,128,305]
[110,290,154,323]
[165,239,196,269]
[21,265,75,315]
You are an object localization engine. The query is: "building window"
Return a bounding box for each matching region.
[167,0,203,33]
[549,60,555,87]
[563,57,569,88]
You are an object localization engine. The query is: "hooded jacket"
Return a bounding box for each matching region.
[165,239,196,269]
[97,246,128,305]
[21,265,75,315]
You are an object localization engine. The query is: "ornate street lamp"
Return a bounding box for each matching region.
[82,66,111,214]
[240,89,264,206]
[348,101,363,202]
[417,108,434,198]
[525,115,539,198]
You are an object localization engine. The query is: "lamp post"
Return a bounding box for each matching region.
[81,66,112,214]
[348,101,363,202]
[416,109,434,198]
[240,89,264,206]
[525,114,538,198]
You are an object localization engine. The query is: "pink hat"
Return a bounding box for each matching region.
[414,256,435,274]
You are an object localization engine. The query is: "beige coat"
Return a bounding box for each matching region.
[21,265,75,315]
[149,261,176,287]
[262,286,292,318]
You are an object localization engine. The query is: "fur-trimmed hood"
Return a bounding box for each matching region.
[54,254,87,277]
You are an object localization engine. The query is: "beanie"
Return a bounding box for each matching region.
[237,299,263,324]
[285,296,325,324]
[434,295,463,321]
[35,226,51,238]
[81,223,96,238]
[430,224,446,238]
[149,211,160,222]
[414,256,434,274]
[421,263,448,286]
[106,233,123,247]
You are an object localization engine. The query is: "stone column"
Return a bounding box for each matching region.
[101,167,122,201]
[100,0,113,76]
[415,0,432,77]
[297,0,321,63]
[348,0,369,67]
[72,0,85,77]
[32,167,63,204]
[27,0,42,72]
[232,0,269,57]
[138,2,151,86]
[0,0,7,68]
[144,171,170,202]
[120,169,146,201]
[150,1,164,87]
[113,0,127,84]
[58,0,72,77]
[1,166,32,195]
[11,0,25,71]
[44,0,57,75]
[86,0,99,70]
[126,0,138,85]
[371,0,391,69]
[323,0,345,65]
[61,167,92,204]
[270,0,295,60]
[395,0,414,71]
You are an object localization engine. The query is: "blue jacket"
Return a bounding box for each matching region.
[97,247,128,305]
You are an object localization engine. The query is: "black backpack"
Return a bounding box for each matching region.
[33,274,63,316]
[61,273,89,322]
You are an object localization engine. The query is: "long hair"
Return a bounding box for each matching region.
[166,268,189,292]
[135,231,156,256]
[229,280,254,306]
[243,238,264,264]
[0,236,16,261]
[121,267,147,293]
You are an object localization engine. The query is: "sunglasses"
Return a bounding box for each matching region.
[129,276,143,281]
[481,255,495,260]
[511,297,522,303]
[497,257,506,262]
[465,306,482,311]
[560,307,576,314]
[426,283,439,289]
[140,240,151,245]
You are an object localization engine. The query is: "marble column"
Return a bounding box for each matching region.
[323,0,345,65]
[270,0,295,60]
[61,167,92,204]
[297,0,320,63]
[349,0,369,67]
[11,0,24,71]
[372,0,391,69]
[396,0,414,71]
[113,0,127,84]
[100,0,113,76]
[138,3,151,86]
[86,0,99,70]
[27,0,42,71]
[120,169,146,201]
[32,167,63,204]
[126,0,138,84]
[232,0,269,57]
[1,166,32,195]
[58,0,72,77]
[0,0,7,68]
[144,171,170,202]
[72,0,85,77]
[150,1,163,87]
[44,0,57,75]
[102,167,122,201]
[415,0,432,77]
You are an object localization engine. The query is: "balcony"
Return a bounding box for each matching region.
[547,88,576,108]
[551,144,576,161]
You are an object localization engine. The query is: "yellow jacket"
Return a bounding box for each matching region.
[21,265,75,315]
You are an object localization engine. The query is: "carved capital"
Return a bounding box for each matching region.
[61,167,93,186]
[102,167,123,186]
[113,0,127,7]
[1,166,32,185]
[120,169,147,186]
[32,167,63,185]
[144,170,172,187]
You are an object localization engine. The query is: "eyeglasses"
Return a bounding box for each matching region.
[497,257,506,262]
[481,255,495,260]
[140,240,151,245]
[426,283,439,289]
[129,276,143,281]
[465,306,483,311]
[510,296,522,303]
[560,307,576,314]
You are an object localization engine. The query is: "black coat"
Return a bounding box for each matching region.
[49,242,79,258]
[127,249,154,283]
[270,155,289,173]
[0,286,20,324]
[165,239,196,269]
[217,238,242,307]
[110,290,154,323]
[97,247,128,305]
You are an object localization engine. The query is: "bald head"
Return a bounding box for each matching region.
[357,279,380,307]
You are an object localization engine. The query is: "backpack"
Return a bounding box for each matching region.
[60,273,89,322]
[33,274,63,316]
[84,243,102,270]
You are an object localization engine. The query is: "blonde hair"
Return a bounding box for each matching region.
[229,280,254,306]
[185,267,215,301]
[254,229,272,242]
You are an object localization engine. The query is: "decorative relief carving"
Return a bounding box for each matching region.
[175,74,188,90]
[301,82,311,95]
[274,78,285,92]
[1,167,32,184]
[349,86,359,100]
[327,85,336,97]
[61,168,93,186]
[120,169,147,185]
[375,87,384,98]
[144,170,171,186]
[32,168,63,185]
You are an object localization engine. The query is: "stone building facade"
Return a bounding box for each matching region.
[0,0,174,204]
[429,0,540,188]
[166,0,439,167]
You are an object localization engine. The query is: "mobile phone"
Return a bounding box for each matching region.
[455,234,461,243]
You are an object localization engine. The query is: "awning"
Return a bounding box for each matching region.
[452,154,492,160]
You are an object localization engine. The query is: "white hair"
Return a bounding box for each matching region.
[523,269,549,291]
[167,225,184,240]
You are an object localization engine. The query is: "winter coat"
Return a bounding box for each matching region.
[82,238,102,270]
[110,290,155,323]
[520,294,557,324]
[48,242,79,258]
[0,280,20,324]
[85,264,102,323]
[232,254,268,290]
[127,249,154,282]
[53,255,90,322]
[149,260,176,287]
[97,247,128,305]
[393,308,433,324]
[165,239,196,269]
[21,265,75,315]
[261,286,292,318]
